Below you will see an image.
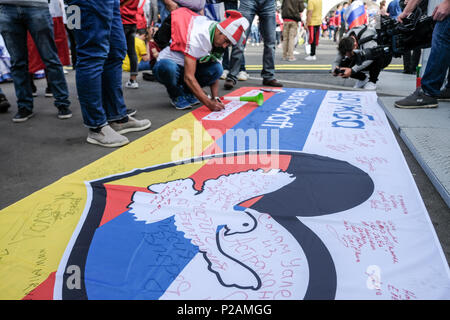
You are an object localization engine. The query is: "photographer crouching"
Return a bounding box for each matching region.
[331,25,392,90]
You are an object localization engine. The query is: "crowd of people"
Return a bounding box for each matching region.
[0,0,448,148]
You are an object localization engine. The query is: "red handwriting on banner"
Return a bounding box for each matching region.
[368,283,417,300]
[355,156,389,172]
[311,128,389,154]
[216,213,301,299]
[257,258,301,300]
[370,191,409,215]
[164,275,192,297]
[388,284,417,300]
[326,144,354,153]
[327,220,399,263]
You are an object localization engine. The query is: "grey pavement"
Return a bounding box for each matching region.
[0,39,448,265]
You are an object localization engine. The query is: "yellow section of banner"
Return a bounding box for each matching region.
[0,112,213,300]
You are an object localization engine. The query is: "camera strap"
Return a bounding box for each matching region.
[354,25,380,47]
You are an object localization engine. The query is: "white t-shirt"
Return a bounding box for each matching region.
[157,15,214,66]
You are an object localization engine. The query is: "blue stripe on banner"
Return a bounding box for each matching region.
[85,213,199,300]
[346,5,365,27]
[217,88,327,152]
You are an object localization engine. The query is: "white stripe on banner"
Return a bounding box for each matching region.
[302,91,450,299]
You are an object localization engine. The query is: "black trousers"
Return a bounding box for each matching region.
[123,24,138,76]
[65,25,77,68]
[403,48,421,74]
[340,53,392,83]
[310,25,320,56]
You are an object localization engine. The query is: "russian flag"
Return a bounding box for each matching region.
[345,0,367,30]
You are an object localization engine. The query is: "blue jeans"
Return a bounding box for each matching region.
[222,48,246,72]
[158,0,170,23]
[227,0,276,82]
[328,26,336,39]
[0,4,70,111]
[138,60,152,71]
[421,17,450,97]
[251,26,260,43]
[153,59,222,99]
[69,0,128,128]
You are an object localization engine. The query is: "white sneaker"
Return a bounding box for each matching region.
[293,50,300,55]
[125,80,139,89]
[87,125,129,148]
[363,81,377,90]
[109,116,152,134]
[304,55,316,61]
[237,71,249,81]
[220,69,229,80]
[353,77,369,89]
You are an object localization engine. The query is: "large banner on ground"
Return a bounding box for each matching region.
[1,88,449,300]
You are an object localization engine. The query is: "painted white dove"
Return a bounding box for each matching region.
[128,168,295,289]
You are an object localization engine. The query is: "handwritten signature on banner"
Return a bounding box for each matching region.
[7,192,83,247]
[1,192,83,297]
[327,220,399,264]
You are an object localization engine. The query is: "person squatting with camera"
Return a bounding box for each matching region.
[331,25,392,90]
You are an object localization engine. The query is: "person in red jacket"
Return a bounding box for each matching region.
[136,0,148,32]
[334,7,341,42]
[120,0,140,89]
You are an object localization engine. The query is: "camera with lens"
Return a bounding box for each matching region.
[353,7,435,65]
[333,67,346,76]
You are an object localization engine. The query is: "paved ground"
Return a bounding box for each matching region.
[0,38,448,264]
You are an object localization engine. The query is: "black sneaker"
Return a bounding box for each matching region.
[45,87,53,98]
[438,87,450,101]
[394,89,438,109]
[224,78,235,90]
[126,108,137,116]
[0,94,10,113]
[13,108,34,122]
[57,106,72,119]
[142,72,156,81]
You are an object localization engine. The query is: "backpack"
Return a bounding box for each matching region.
[153,13,172,50]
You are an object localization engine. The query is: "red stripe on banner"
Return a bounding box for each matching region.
[202,141,225,157]
[189,154,292,195]
[239,195,263,208]
[100,185,152,227]
[22,272,56,300]
[192,87,275,137]
[99,153,290,229]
